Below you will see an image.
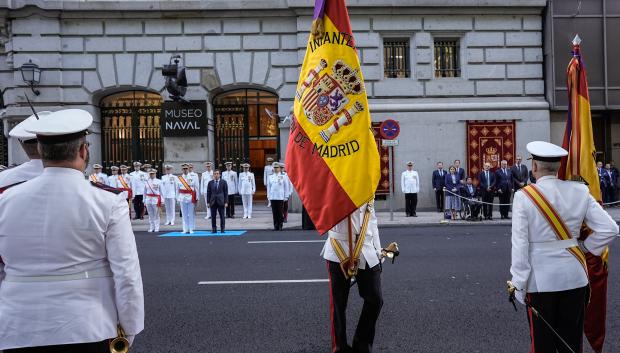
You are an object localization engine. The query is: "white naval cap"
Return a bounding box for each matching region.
[406,161,413,166]
[25,109,92,143]
[148,168,157,174]
[93,164,103,169]
[165,164,173,169]
[204,161,213,166]
[272,162,281,168]
[9,111,53,141]
[526,141,568,162]
[242,163,250,168]
[110,166,119,170]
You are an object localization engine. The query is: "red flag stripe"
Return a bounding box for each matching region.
[285,118,357,235]
[324,0,354,44]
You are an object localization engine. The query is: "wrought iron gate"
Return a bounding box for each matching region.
[213,104,248,168]
[100,91,163,173]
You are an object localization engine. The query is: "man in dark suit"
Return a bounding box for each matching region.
[478,162,496,220]
[462,176,481,219]
[454,159,466,184]
[495,160,514,219]
[206,169,228,233]
[511,155,528,191]
[432,162,446,212]
[597,161,608,204]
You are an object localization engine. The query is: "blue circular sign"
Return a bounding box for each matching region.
[380,119,400,140]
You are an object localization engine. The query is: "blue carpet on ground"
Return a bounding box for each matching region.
[159,230,246,237]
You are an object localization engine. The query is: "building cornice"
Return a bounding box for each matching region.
[0,0,547,12]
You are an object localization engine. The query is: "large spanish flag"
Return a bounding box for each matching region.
[558,35,607,353]
[285,0,380,235]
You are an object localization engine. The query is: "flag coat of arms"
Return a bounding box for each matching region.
[285,0,380,234]
[558,35,608,353]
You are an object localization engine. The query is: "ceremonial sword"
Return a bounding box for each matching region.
[507,281,576,353]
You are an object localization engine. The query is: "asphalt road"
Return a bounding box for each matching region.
[132,225,620,353]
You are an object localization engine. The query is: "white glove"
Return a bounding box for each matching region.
[127,335,135,347]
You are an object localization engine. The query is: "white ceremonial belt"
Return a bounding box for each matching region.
[529,238,578,251]
[4,267,113,283]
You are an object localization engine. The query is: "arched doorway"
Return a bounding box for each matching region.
[213,89,279,199]
[100,91,164,173]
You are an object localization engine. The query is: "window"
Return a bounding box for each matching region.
[434,39,461,78]
[383,39,410,78]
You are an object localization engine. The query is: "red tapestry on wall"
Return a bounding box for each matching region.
[372,122,391,195]
[466,120,516,185]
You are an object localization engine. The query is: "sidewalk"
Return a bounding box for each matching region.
[131,203,620,232]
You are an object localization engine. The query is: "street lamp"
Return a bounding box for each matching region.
[20,60,41,96]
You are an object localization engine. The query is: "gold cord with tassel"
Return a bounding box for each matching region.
[311,18,325,38]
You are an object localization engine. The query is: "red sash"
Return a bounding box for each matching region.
[146,181,162,207]
[178,176,197,204]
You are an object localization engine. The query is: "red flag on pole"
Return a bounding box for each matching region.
[559,34,607,353]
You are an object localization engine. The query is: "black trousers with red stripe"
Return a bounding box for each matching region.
[327,260,383,353]
[526,286,588,353]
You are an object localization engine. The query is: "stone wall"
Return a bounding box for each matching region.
[0,2,549,209]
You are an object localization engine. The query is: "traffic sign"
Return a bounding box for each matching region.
[379,119,400,140]
[381,139,399,146]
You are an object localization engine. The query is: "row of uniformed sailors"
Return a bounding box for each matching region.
[87,161,268,231]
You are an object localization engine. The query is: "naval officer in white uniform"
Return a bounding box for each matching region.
[509,141,618,353]
[0,108,144,352]
[161,165,179,226]
[177,163,199,234]
[130,161,147,220]
[239,163,256,219]
[222,161,238,218]
[0,111,50,194]
[200,162,214,219]
[401,161,420,217]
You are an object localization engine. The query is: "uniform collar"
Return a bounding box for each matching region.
[43,167,85,178]
[537,175,557,182]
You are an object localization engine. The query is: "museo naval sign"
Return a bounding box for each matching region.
[161,101,207,137]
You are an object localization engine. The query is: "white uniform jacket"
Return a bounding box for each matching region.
[401,170,420,194]
[117,174,132,199]
[0,168,144,350]
[510,176,618,298]
[238,172,256,195]
[143,178,162,205]
[189,171,200,191]
[321,203,382,269]
[176,173,199,203]
[200,170,214,195]
[107,174,120,188]
[160,173,179,199]
[267,173,290,201]
[0,159,43,191]
[263,165,273,186]
[129,170,147,196]
[222,170,238,194]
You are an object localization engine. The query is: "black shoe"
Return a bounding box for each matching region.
[212,229,217,233]
[413,213,417,217]
[221,229,225,233]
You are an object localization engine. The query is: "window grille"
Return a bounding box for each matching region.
[434,39,461,78]
[383,39,410,78]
